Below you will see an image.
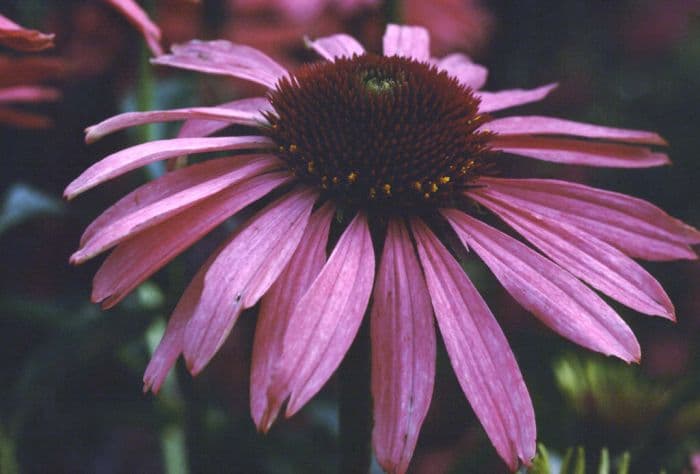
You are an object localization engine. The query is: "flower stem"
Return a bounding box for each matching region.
[146,318,190,474]
[135,0,164,179]
[338,318,372,474]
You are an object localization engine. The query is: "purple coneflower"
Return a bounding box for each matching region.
[66,24,699,472]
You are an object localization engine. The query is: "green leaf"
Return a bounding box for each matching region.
[560,446,585,474]
[529,444,552,474]
[616,452,630,474]
[598,448,610,474]
[0,421,19,474]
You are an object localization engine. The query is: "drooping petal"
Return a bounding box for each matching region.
[250,202,335,431]
[476,83,557,113]
[411,218,535,471]
[0,14,54,51]
[265,212,375,424]
[143,248,220,394]
[104,0,162,55]
[442,209,641,363]
[483,116,667,146]
[0,86,61,104]
[92,172,291,308]
[435,53,488,90]
[383,24,431,62]
[306,33,365,61]
[183,187,318,375]
[177,98,274,139]
[468,189,675,319]
[73,155,281,263]
[490,135,669,168]
[476,177,700,260]
[64,135,273,199]
[85,106,269,144]
[152,40,288,89]
[371,218,435,474]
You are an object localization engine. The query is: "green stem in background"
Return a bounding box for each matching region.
[338,318,372,474]
[137,40,166,180]
[384,0,402,25]
[146,318,190,474]
[0,421,19,474]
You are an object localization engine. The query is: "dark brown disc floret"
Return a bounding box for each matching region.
[264,53,494,214]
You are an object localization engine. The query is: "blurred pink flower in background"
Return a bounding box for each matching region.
[0,13,54,51]
[222,0,378,71]
[104,0,164,55]
[0,12,60,127]
[621,0,700,57]
[0,1,162,127]
[0,84,61,129]
[403,0,494,56]
[233,0,378,23]
[66,23,698,473]
[223,0,493,69]
[692,452,700,474]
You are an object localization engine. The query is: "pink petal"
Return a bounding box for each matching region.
[476,177,700,261]
[371,218,435,474]
[411,218,535,471]
[383,24,430,62]
[476,83,558,113]
[177,98,273,140]
[152,40,288,89]
[85,106,269,144]
[435,53,488,90]
[64,135,273,199]
[73,155,280,263]
[0,86,61,104]
[442,209,641,363]
[483,116,667,146]
[468,189,675,319]
[306,33,365,61]
[0,14,54,52]
[183,187,318,375]
[490,135,670,168]
[143,248,220,394]
[265,212,375,423]
[92,172,291,308]
[104,0,162,55]
[250,202,335,431]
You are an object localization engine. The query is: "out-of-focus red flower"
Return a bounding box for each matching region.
[223,0,378,71]
[0,13,61,128]
[692,452,700,474]
[402,0,494,56]
[233,0,378,23]
[0,13,54,51]
[621,0,700,57]
[104,0,163,55]
[0,84,61,128]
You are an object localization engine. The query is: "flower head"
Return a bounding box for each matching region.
[67,24,700,472]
